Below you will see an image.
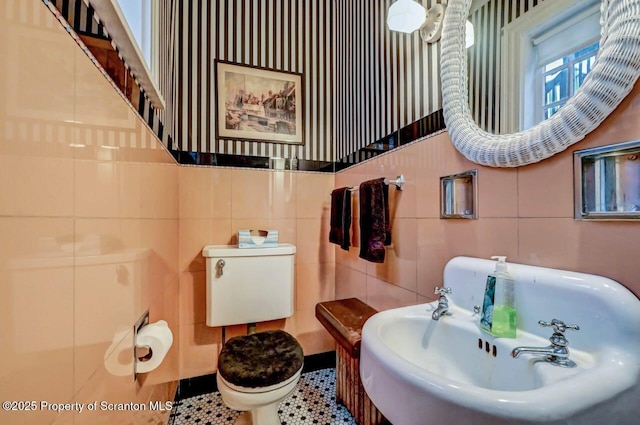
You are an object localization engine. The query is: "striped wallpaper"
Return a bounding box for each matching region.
[159,0,335,162]
[44,0,548,164]
[334,0,443,160]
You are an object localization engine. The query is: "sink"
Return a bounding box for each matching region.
[360,257,640,425]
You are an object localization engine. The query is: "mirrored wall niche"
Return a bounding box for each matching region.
[574,140,640,220]
[440,170,478,219]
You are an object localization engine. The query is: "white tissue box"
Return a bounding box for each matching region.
[238,230,279,248]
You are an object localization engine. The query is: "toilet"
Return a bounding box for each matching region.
[202,244,302,425]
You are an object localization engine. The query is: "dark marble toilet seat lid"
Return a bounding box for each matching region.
[218,330,304,388]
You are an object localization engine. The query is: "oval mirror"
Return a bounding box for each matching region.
[440,0,640,167]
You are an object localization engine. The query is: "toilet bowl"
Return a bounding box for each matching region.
[217,367,302,425]
[216,330,304,425]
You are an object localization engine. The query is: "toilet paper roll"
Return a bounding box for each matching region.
[135,320,173,374]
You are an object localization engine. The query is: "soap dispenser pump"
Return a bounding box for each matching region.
[490,256,516,338]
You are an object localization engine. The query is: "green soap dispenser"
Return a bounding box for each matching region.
[490,256,517,338]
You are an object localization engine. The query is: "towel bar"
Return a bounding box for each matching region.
[333,175,405,194]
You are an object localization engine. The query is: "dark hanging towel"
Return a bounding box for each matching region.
[359,178,391,263]
[329,187,352,251]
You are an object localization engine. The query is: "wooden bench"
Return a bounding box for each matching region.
[316,298,387,425]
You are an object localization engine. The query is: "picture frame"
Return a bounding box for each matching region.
[215,60,304,145]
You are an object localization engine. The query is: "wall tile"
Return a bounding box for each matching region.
[296,172,334,219]
[179,323,222,379]
[0,217,75,422]
[141,163,179,219]
[74,160,143,218]
[335,264,367,302]
[141,219,179,291]
[231,169,297,219]
[517,218,640,297]
[477,167,519,218]
[179,166,232,219]
[517,153,573,218]
[180,271,207,326]
[295,262,335,311]
[0,156,74,217]
[517,218,580,268]
[366,275,417,312]
[296,218,334,264]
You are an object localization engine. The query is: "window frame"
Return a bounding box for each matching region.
[500,0,600,133]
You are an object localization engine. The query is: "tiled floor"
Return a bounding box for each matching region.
[169,368,357,425]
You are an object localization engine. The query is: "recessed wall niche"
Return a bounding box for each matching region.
[574,140,640,221]
[440,170,478,219]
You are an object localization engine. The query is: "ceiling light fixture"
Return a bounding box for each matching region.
[387,0,473,48]
[387,0,427,34]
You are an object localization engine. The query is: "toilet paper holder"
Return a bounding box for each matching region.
[133,310,174,380]
[133,310,150,381]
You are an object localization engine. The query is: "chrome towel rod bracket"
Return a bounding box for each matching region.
[384,175,405,191]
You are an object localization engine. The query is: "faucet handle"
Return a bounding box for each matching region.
[434,286,452,296]
[538,319,580,333]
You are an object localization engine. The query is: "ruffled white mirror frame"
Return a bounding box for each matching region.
[440,0,640,167]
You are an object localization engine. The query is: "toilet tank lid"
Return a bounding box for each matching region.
[202,243,296,257]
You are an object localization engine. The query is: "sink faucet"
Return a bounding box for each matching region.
[511,319,580,368]
[432,287,452,320]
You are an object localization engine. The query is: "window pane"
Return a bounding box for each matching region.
[544,68,569,105]
[574,55,596,91]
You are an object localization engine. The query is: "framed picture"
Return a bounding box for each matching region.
[215,60,304,145]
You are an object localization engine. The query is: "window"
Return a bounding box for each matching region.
[117,0,154,77]
[500,0,601,132]
[541,42,599,120]
[90,0,164,108]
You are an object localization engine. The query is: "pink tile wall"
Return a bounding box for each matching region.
[178,167,336,379]
[336,83,640,309]
[0,2,179,424]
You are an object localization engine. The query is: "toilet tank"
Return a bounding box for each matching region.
[202,244,296,327]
